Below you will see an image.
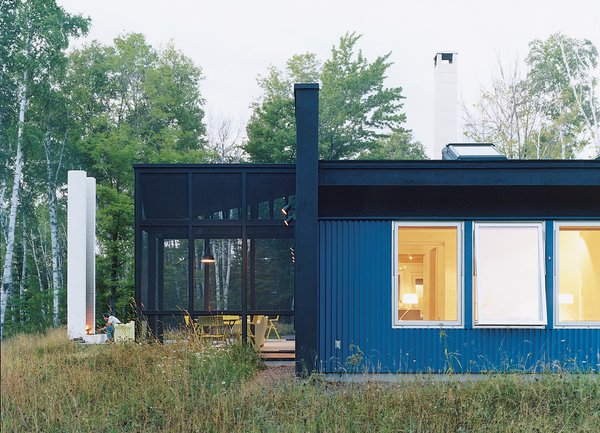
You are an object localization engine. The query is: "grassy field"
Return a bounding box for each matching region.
[1,329,599,433]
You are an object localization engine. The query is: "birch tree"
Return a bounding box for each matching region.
[68,34,208,314]
[0,0,88,338]
[527,33,599,156]
[464,60,553,159]
[465,34,599,159]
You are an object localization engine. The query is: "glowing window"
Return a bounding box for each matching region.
[556,223,600,326]
[473,223,546,326]
[393,223,462,327]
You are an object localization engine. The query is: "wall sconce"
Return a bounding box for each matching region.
[281,203,293,216]
[201,241,215,264]
[284,214,295,226]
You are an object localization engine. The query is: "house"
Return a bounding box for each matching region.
[134,83,600,374]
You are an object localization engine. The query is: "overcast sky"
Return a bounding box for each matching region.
[57,0,600,155]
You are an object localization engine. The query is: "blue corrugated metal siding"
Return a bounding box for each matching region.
[319,220,600,373]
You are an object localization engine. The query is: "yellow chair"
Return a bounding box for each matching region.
[266,315,281,340]
[229,315,267,348]
[253,315,268,348]
[183,311,199,340]
[114,321,135,343]
[195,316,225,343]
[222,315,241,342]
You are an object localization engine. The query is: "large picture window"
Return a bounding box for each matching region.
[555,223,600,327]
[473,222,546,327]
[393,222,462,327]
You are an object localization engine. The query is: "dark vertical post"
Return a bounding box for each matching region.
[134,170,140,316]
[188,172,194,315]
[294,83,319,374]
[203,241,210,310]
[241,172,248,343]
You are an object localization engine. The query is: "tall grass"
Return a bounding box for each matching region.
[2,329,599,432]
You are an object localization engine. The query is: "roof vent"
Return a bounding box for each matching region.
[442,143,507,160]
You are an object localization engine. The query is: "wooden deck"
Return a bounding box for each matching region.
[260,339,295,360]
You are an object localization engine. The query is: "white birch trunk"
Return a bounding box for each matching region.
[223,239,232,310]
[43,128,62,326]
[1,80,26,340]
[19,215,27,324]
[214,240,222,310]
[29,229,46,321]
[0,178,7,242]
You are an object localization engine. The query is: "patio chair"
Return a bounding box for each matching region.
[195,316,226,343]
[182,311,199,339]
[229,315,267,348]
[221,315,241,342]
[114,321,135,343]
[252,315,268,349]
[266,315,281,340]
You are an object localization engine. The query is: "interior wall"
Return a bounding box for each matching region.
[397,227,458,321]
[559,228,600,322]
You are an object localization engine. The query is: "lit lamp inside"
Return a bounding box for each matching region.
[85,324,91,335]
[401,293,419,305]
[558,293,574,305]
[201,241,215,264]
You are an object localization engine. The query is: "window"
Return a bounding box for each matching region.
[393,223,462,327]
[555,223,600,327]
[473,223,546,327]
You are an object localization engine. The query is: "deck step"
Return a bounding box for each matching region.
[260,352,295,360]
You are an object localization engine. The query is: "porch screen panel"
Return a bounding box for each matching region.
[140,173,188,220]
[193,227,243,312]
[474,223,546,326]
[162,237,189,311]
[249,238,295,311]
[246,173,295,221]
[192,174,241,220]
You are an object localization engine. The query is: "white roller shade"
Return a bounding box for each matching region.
[474,223,546,326]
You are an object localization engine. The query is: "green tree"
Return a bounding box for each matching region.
[465,34,599,159]
[244,33,420,162]
[68,34,210,314]
[245,53,319,163]
[362,129,428,160]
[0,0,89,337]
[527,33,599,156]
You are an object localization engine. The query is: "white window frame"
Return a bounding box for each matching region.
[554,221,600,329]
[473,222,547,328]
[392,222,463,329]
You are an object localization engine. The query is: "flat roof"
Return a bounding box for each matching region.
[135,160,600,187]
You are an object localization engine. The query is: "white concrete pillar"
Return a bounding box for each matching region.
[433,52,458,159]
[67,171,96,339]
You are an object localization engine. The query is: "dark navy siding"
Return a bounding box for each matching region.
[319,220,600,373]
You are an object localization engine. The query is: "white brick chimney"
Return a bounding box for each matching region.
[433,52,458,159]
[67,170,96,339]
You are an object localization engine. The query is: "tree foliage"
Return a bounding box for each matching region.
[68,33,210,314]
[0,12,209,335]
[465,33,600,159]
[1,0,89,336]
[244,33,423,162]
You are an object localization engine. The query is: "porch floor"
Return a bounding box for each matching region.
[260,339,295,360]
